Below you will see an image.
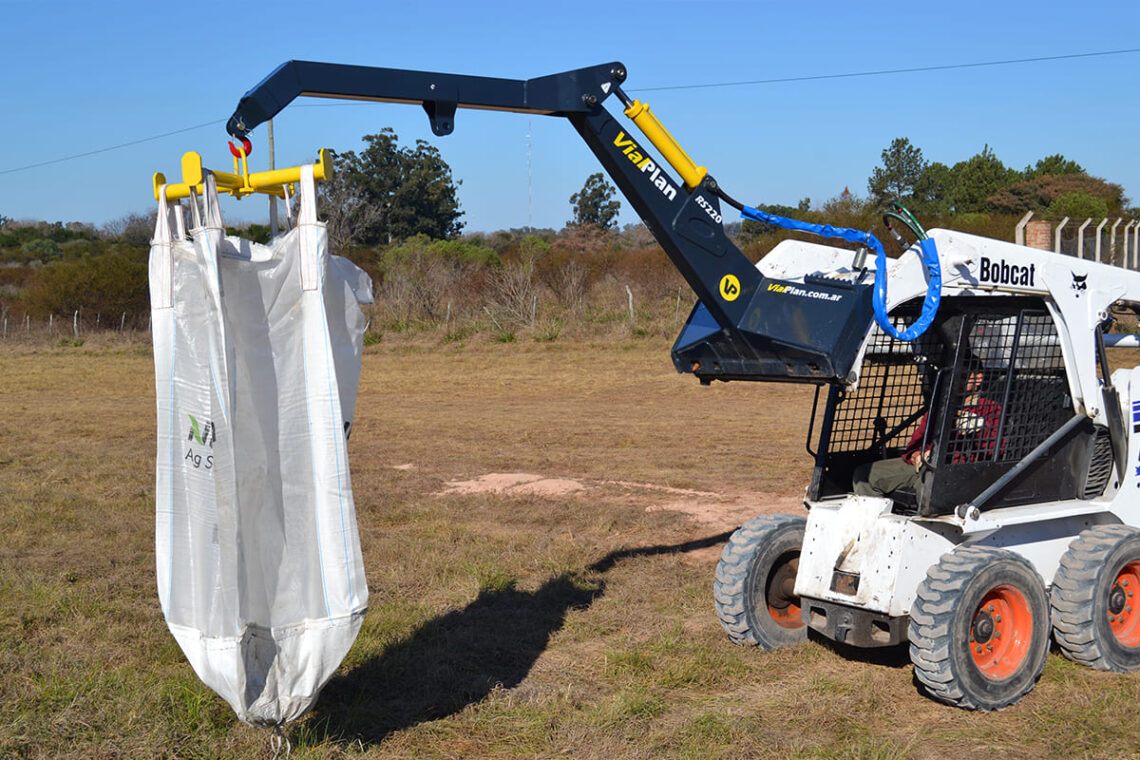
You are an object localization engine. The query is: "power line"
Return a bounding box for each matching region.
[2,48,1137,176]
[0,119,227,177]
[633,48,1140,93]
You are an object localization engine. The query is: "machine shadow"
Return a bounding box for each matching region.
[307,531,734,747]
[807,629,912,668]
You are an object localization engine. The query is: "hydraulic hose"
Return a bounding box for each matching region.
[738,205,940,341]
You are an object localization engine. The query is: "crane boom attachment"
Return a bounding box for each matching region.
[227,61,876,385]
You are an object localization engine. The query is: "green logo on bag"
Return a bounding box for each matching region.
[188,414,216,448]
[185,414,216,471]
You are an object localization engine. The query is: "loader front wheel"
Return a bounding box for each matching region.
[909,546,1049,710]
[1051,525,1140,672]
[714,514,807,649]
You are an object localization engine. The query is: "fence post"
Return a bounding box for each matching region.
[1053,217,1069,254]
[73,310,79,339]
[1014,211,1033,246]
[25,314,29,335]
[120,312,126,332]
[625,284,635,327]
[1111,218,1123,266]
[1125,221,1137,270]
[49,314,54,338]
[1095,218,1108,263]
[1076,218,1091,259]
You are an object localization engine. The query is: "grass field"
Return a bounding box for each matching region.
[3,334,1140,759]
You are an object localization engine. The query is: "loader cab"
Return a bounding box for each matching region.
[807,296,1114,516]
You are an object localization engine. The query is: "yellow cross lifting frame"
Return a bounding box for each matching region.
[152,148,332,202]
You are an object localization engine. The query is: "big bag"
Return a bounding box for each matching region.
[149,166,371,726]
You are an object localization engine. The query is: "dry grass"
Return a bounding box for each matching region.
[3,337,1140,759]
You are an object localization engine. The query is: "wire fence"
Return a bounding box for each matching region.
[0,278,687,347]
[0,309,150,344]
[1032,217,1140,268]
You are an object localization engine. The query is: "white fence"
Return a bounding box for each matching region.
[1016,212,1140,268]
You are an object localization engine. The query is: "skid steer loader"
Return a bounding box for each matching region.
[224,60,1140,710]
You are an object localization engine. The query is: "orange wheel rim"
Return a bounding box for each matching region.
[766,555,802,629]
[969,585,1032,680]
[1108,560,1140,647]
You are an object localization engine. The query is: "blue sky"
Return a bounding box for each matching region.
[1,0,1137,234]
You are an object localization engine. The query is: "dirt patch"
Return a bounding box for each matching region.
[648,491,806,563]
[600,480,720,498]
[439,472,586,497]
[647,491,805,531]
[438,471,804,562]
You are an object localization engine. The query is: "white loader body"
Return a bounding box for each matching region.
[756,229,1140,622]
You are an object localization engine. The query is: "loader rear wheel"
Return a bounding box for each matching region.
[1051,525,1140,672]
[908,546,1049,710]
[714,514,807,649]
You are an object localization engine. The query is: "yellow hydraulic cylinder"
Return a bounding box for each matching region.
[623,100,707,190]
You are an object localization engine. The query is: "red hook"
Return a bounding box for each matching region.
[228,137,253,158]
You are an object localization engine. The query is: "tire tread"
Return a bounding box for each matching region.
[714,513,806,649]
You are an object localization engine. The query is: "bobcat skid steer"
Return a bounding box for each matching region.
[714,227,1140,710]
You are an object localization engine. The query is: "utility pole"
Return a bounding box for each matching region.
[527,120,533,229]
[268,119,278,237]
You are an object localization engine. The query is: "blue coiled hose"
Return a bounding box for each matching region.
[740,205,940,341]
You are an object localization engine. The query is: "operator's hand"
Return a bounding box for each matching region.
[905,447,931,472]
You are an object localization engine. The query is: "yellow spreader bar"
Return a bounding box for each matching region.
[153,148,332,202]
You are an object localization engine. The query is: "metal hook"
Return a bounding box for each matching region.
[228,137,253,158]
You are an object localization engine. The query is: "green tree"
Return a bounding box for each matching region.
[1046,191,1109,220]
[912,161,952,216]
[323,129,464,247]
[569,173,621,230]
[947,145,1019,213]
[868,138,927,207]
[1023,154,1085,180]
[21,238,62,260]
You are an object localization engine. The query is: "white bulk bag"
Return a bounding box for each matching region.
[149,166,371,726]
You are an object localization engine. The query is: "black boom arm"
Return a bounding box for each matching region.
[227,61,873,385]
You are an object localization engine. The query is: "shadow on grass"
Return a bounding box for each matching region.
[308,530,733,747]
[807,629,912,668]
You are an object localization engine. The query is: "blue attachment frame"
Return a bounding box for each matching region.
[740,206,940,341]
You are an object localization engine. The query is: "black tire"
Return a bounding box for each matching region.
[714,514,807,649]
[909,546,1050,711]
[1051,524,1140,672]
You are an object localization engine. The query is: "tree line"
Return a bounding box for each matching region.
[866,137,1126,220]
[1,131,1135,337]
